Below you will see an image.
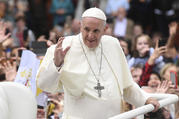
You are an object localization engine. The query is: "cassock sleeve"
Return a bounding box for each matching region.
[36,45,63,93]
[123,82,149,107]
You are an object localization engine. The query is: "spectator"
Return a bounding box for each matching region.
[131,64,143,84]
[152,0,176,37]
[144,107,171,119]
[0,1,14,21]
[105,0,129,17]
[160,63,178,81]
[160,63,179,119]
[71,18,80,35]
[50,0,74,27]
[113,7,134,40]
[118,37,131,62]
[163,22,178,63]
[127,0,153,34]
[133,23,143,39]
[128,34,165,72]
[27,0,50,38]
[139,39,166,87]
[12,16,35,48]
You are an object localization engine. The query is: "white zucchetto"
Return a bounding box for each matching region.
[82,7,107,21]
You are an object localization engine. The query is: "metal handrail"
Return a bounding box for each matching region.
[109,94,179,119]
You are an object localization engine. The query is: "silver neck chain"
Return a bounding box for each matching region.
[79,38,103,84]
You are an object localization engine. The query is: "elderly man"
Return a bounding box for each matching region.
[36,8,159,119]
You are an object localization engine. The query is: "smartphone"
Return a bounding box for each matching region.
[170,71,178,88]
[158,38,166,47]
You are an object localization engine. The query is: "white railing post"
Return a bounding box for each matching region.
[109,94,179,119]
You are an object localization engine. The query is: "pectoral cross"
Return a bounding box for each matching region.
[94,82,104,98]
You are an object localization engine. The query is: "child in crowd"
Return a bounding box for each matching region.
[128,34,165,73]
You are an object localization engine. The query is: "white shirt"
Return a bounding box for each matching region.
[114,18,127,37]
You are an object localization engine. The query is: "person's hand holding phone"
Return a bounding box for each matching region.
[167,71,179,96]
[167,87,179,97]
[156,80,170,93]
[170,71,177,89]
[148,39,167,65]
[158,38,167,47]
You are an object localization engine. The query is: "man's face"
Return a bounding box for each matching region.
[81,17,105,48]
[117,7,126,21]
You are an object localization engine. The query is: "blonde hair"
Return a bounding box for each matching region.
[160,63,176,80]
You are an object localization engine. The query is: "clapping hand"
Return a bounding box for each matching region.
[156,80,170,93]
[0,21,11,43]
[1,60,17,81]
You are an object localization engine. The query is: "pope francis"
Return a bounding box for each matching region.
[36,7,160,119]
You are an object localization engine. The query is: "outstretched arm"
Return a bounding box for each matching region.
[124,82,160,112]
[36,37,70,93]
[166,22,177,48]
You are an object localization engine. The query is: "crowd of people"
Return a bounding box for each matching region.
[0,0,179,119]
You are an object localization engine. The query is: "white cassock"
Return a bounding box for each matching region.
[36,33,148,119]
